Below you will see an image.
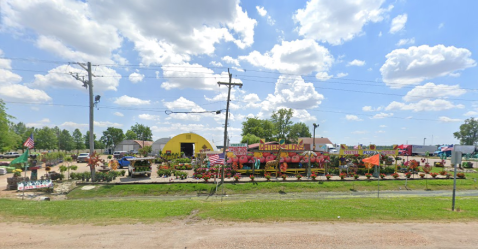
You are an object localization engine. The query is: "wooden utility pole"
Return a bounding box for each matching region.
[217,69,242,186]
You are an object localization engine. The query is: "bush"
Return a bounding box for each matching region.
[463,162,473,168]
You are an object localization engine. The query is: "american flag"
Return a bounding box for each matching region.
[23,133,34,149]
[209,153,225,165]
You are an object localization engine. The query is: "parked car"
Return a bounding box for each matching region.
[77,153,90,163]
[1,152,20,158]
[117,156,135,169]
[113,151,127,159]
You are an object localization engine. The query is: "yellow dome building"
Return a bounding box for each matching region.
[161,133,218,157]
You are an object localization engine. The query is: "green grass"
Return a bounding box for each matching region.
[0,197,477,225]
[67,173,478,199]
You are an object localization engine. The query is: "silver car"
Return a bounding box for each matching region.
[77,153,90,163]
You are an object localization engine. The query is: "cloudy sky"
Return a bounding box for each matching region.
[0,0,476,146]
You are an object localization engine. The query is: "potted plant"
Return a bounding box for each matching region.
[202,173,211,182]
[226,172,232,179]
[439,170,447,176]
[281,174,287,181]
[365,173,372,179]
[296,174,302,180]
[310,173,317,181]
[430,172,438,178]
[249,174,255,181]
[339,172,347,180]
[405,172,412,179]
[380,173,386,179]
[457,173,466,179]
[446,173,451,179]
[392,173,399,179]
[353,174,359,180]
[264,173,271,181]
[325,174,331,180]
[233,173,241,182]
[419,173,425,179]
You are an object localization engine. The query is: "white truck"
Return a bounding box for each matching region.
[401,145,438,156]
[127,157,154,178]
[454,145,476,154]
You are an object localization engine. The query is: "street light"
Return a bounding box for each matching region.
[424,138,426,145]
[313,123,319,151]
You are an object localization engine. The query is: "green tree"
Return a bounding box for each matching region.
[129,123,152,143]
[35,127,58,151]
[59,129,75,152]
[289,122,312,142]
[241,117,275,141]
[0,100,18,152]
[454,118,478,145]
[241,134,261,144]
[139,145,152,157]
[125,130,137,140]
[11,122,35,151]
[84,131,97,150]
[271,108,294,141]
[72,129,85,153]
[100,127,125,151]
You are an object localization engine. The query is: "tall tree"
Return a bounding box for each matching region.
[100,127,125,151]
[241,117,275,141]
[72,129,85,153]
[59,129,75,152]
[271,108,294,141]
[129,123,152,142]
[454,118,478,145]
[10,122,34,151]
[289,122,312,142]
[84,131,97,150]
[125,130,137,140]
[241,134,261,144]
[35,127,58,151]
[0,100,18,152]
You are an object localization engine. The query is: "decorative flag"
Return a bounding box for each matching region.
[362,154,380,166]
[209,153,225,165]
[23,133,34,149]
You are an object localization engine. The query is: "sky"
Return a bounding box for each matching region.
[0,0,477,147]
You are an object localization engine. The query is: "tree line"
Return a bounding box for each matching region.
[241,108,312,144]
[1,99,153,153]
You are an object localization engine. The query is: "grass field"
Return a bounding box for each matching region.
[0,197,477,225]
[67,173,478,199]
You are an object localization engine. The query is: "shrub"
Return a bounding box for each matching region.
[310,173,317,181]
[430,172,438,178]
[439,170,447,176]
[339,172,347,180]
[457,173,466,179]
[419,173,425,179]
[281,174,287,181]
[234,173,241,181]
[353,174,359,179]
[296,174,302,180]
[405,172,412,178]
[249,174,255,181]
[392,173,399,179]
[463,162,473,168]
[380,173,386,179]
[325,174,331,180]
[365,173,372,179]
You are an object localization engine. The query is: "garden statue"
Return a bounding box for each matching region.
[254,158,260,169]
[265,145,283,177]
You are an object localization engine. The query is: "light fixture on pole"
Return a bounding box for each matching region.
[424,138,426,146]
[313,123,319,151]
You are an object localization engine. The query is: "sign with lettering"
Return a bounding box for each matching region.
[259,139,304,151]
[228,144,248,155]
[17,179,53,191]
[339,144,399,156]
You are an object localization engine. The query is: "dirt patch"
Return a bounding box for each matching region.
[0,221,477,249]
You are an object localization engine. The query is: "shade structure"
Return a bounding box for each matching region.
[9,148,29,166]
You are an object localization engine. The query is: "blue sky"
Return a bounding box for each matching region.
[0,0,477,146]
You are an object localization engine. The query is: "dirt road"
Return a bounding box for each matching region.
[1,221,477,249]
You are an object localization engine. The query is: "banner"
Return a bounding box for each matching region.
[229,144,248,155]
[259,139,304,151]
[339,144,399,156]
[17,179,53,191]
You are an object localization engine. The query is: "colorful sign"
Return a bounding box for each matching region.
[259,139,304,151]
[17,179,53,191]
[339,144,399,156]
[229,144,248,155]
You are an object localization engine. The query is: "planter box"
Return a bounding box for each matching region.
[6,177,29,190]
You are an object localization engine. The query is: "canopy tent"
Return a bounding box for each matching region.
[9,149,29,166]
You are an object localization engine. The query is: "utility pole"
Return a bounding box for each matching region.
[217,69,243,187]
[71,62,96,180]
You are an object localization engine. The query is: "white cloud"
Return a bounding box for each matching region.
[376,130,385,133]
[378,31,382,37]
[114,112,124,117]
[380,45,476,88]
[386,99,464,112]
[292,109,317,122]
[336,72,348,78]
[161,63,240,91]
[129,72,145,83]
[362,106,383,112]
[347,59,365,66]
[209,61,223,67]
[60,121,88,129]
[294,0,392,45]
[371,112,394,119]
[396,38,415,46]
[114,95,150,106]
[138,114,161,121]
[243,93,261,108]
[26,118,51,128]
[352,130,368,134]
[239,39,334,75]
[346,115,363,121]
[94,121,123,128]
[464,111,478,116]
[390,14,407,34]
[261,76,324,112]
[256,6,267,16]
[31,65,121,92]
[403,83,466,102]
[163,97,203,111]
[439,116,462,123]
[221,56,240,66]
[379,125,387,128]
[438,23,444,29]
[0,80,52,103]
[315,72,333,81]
